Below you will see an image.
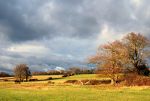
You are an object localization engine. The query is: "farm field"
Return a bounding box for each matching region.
[0,74,150,101]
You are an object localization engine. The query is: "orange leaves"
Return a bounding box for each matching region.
[89,32,150,75]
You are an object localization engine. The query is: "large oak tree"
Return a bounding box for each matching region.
[89,32,150,82]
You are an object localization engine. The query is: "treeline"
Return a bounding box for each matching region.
[32,67,95,75]
[0,72,11,77]
[0,66,95,79]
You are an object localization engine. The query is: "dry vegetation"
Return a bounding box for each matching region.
[0,33,150,101]
[0,74,150,101]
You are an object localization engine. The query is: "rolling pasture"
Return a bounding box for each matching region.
[0,74,150,101]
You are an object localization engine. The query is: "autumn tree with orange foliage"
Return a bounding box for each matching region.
[89,32,150,84]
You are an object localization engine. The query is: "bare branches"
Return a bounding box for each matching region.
[123,32,150,71]
[14,64,32,82]
[89,32,150,83]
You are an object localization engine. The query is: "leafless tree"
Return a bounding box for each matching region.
[123,32,150,75]
[13,64,31,82]
[89,40,128,84]
[89,32,150,84]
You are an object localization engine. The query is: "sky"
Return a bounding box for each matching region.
[0,0,150,72]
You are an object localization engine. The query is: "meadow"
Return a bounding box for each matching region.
[0,74,150,101]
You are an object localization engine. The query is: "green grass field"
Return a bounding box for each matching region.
[0,74,150,101]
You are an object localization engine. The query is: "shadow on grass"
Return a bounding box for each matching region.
[28,77,66,82]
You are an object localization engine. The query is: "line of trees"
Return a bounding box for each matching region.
[89,32,150,84]
[32,67,95,75]
[0,72,11,77]
[13,64,95,82]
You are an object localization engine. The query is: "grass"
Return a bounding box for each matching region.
[0,74,150,101]
[51,74,100,83]
[0,86,150,101]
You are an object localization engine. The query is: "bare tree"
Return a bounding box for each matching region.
[89,40,128,84]
[123,32,150,75]
[14,64,31,82]
[89,32,150,84]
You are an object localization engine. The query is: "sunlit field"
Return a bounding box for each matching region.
[1,86,150,101]
[0,74,150,101]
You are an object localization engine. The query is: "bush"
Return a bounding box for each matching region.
[47,81,55,84]
[46,77,53,80]
[125,73,150,86]
[14,80,21,84]
[64,80,78,84]
[62,73,71,77]
[3,79,9,82]
[64,79,111,85]
[29,78,38,81]
[80,79,111,85]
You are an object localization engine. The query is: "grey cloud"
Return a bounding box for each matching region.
[0,0,100,42]
[0,0,150,42]
[0,0,50,42]
[0,0,150,73]
[0,37,96,72]
[31,0,150,38]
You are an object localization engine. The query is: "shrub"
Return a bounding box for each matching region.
[80,79,111,85]
[47,81,55,84]
[29,78,38,81]
[125,73,150,86]
[62,74,69,77]
[46,77,53,80]
[64,79,111,85]
[3,79,9,82]
[14,80,21,84]
[64,80,78,84]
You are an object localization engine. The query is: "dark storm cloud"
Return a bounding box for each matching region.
[0,0,49,41]
[1,0,150,72]
[0,0,100,42]
[0,0,150,42]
